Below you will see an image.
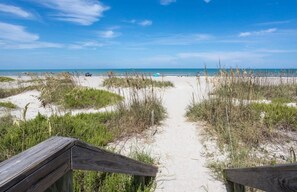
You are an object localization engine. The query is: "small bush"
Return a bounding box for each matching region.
[252,103,297,131]
[63,88,123,109]
[0,76,15,82]
[0,101,17,109]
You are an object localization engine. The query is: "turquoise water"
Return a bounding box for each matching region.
[0,68,297,76]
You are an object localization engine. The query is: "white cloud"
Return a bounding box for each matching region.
[0,22,39,42]
[68,41,104,49]
[160,0,176,6]
[0,22,64,49]
[124,19,153,27]
[98,30,120,39]
[203,0,212,3]
[4,42,63,49]
[0,3,32,18]
[146,33,213,45]
[255,20,292,26]
[32,0,109,25]
[239,28,277,37]
[138,20,152,26]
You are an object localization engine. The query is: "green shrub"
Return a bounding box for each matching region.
[37,73,122,109]
[252,103,297,131]
[63,88,122,109]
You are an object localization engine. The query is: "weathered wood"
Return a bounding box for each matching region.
[226,181,245,192]
[224,163,297,192]
[45,171,73,192]
[72,141,158,177]
[0,137,75,192]
[0,136,158,192]
[7,151,71,192]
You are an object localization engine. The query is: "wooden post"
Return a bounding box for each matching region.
[151,110,155,127]
[45,171,73,192]
[226,181,245,192]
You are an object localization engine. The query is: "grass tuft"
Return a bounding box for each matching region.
[103,76,173,88]
[0,101,17,109]
[0,77,15,82]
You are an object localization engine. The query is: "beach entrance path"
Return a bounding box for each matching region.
[152,77,225,192]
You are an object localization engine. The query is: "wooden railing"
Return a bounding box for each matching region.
[224,163,297,192]
[0,136,158,192]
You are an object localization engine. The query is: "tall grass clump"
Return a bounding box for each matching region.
[103,75,173,88]
[0,76,15,82]
[213,69,297,103]
[107,75,167,136]
[187,69,297,179]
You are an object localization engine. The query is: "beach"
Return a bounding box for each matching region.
[0,75,226,191]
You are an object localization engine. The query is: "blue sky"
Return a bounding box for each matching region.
[0,0,296,69]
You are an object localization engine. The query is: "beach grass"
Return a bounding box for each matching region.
[213,71,297,103]
[187,69,297,180]
[0,86,37,98]
[0,76,15,82]
[0,101,17,109]
[103,76,174,88]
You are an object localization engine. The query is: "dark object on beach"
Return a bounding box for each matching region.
[85,72,92,77]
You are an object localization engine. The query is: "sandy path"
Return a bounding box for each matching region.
[151,77,225,192]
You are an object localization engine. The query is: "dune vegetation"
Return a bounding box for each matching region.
[0,73,166,191]
[0,76,15,82]
[103,76,174,88]
[187,69,297,181]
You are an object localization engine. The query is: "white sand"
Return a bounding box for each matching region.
[0,76,226,191]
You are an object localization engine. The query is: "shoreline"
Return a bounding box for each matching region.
[1,68,297,77]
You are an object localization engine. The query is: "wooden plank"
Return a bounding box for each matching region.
[226,180,246,192]
[45,171,73,192]
[224,163,297,192]
[7,150,71,192]
[0,137,76,191]
[72,141,158,177]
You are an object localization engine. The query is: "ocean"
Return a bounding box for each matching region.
[0,68,297,77]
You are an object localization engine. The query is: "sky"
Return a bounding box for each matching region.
[0,0,296,69]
